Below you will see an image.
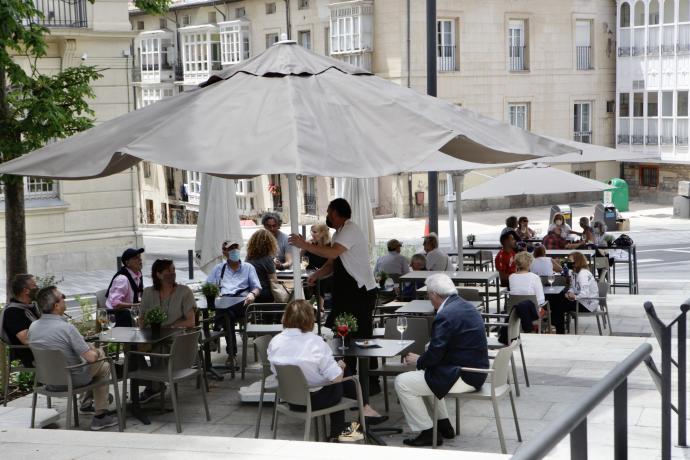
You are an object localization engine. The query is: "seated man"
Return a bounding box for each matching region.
[423,233,451,271]
[28,286,118,431]
[0,274,40,368]
[495,232,517,287]
[206,240,261,367]
[542,225,584,250]
[374,239,410,276]
[395,274,489,447]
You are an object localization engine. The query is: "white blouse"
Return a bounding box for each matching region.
[509,272,545,306]
[570,269,600,312]
[268,328,342,391]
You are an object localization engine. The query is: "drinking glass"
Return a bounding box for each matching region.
[107,313,116,336]
[300,256,309,271]
[337,325,349,350]
[131,306,140,331]
[547,275,555,288]
[396,316,408,343]
[97,309,108,335]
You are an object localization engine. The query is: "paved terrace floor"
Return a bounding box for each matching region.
[2,293,690,459]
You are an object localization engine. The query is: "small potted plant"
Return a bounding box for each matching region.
[376,271,388,289]
[144,307,167,337]
[201,282,220,310]
[466,234,476,247]
[333,313,358,350]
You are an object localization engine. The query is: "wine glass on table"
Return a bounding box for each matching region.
[396,316,408,344]
[97,309,108,336]
[131,306,141,331]
[547,275,555,288]
[301,256,309,271]
[107,313,116,337]
[337,324,349,350]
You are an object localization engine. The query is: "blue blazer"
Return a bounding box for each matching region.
[416,295,490,399]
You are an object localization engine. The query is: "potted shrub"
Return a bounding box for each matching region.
[144,307,167,337]
[466,234,476,247]
[201,282,220,310]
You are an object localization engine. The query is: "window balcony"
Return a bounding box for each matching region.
[573,131,592,143]
[617,134,630,145]
[0,177,59,201]
[219,19,251,66]
[437,45,457,72]
[179,24,221,85]
[329,0,374,55]
[509,45,527,71]
[135,31,176,84]
[646,135,659,145]
[576,46,592,70]
[679,24,690,54]
[29,0,87,28]
[663,26,675,54]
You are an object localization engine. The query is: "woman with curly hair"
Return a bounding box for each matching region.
[246,228,279,303]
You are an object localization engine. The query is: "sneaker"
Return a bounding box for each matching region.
[90,414,118,431]
[138,387,162,404]
[338,422,364,443]
[80,394,114,413]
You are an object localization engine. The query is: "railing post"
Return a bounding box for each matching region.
[116,256,122,271]
[614,379,628,460]
[678,305,688,447]
[571,418,588,460]
[188,249,194,280]
[661,322,672,460]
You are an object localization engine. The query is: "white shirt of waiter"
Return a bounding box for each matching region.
[332,220,377,290]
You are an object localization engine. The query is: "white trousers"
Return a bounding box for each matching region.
[394,370,475,432]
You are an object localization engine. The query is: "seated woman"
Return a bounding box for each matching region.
[140,259,196,328]
[246,229,279,303]
[516,216,536,241]
[549,213,574,238]
[268,300,385,441]
[530,245,562,277]
[509,252,545,307]
[401,253,427,300]
[550,251,599,334]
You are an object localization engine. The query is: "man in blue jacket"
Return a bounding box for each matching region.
[395,274,489,447]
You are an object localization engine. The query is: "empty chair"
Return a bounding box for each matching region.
[569,280,612,335]
[122,330,210,433]
[241,303,285,379]
[254,335,278,438]
[29,347,122,431]
[478,250,495,271]
[2,338,51,408]
[431,342,521,453]
[484,307,530,396]
[457,287,481,301]
[272,364,367,442]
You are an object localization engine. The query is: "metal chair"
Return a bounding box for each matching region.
[122,330,210,433]
[507,293,550,333]
[254,335,278,438]
[431,342,521,453]
[484,306,529,396]
[369,317,429,411]
[272,364,367,442]
[570,280,612,335]
[478,250,495,271]
[29,347,122,431]
[241,303,285,379]
[1,338,51,408]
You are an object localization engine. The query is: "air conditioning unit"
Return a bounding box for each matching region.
[678,180,690,197]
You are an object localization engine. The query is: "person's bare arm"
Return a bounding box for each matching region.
[15,329,29,345]
[307,259,334,285]
[289,234,347,260]
[551,259,562,273]
[81,346,102,364]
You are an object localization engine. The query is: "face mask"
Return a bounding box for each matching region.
[555,220,563,225]
[325,217,335,229]
[228,249,241,262]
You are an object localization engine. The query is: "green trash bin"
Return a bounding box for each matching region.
[605,178,629,212]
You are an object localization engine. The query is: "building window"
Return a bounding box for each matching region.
[159,18,167,29]
[508,19,527,71]
[647,92,659,145]
[143,161,152,178]
[632,93,644,144]
[575,20,592,70]
[324,27,330,54]
[678,90,689,146]
[137,21,144,30]
[639,166,659,187]
[180,27,221,84]
[208,12,217,24]
[298,0,309,9]
[220,20,251,65]
[182,15,191,26]
[266,33,279,49]
[140,87,173,107]
[0,178,59,201]
[303,176,317,215]
[574,102,592,143]
[266,3,276,15]
[437,19,457,72]
[508,103,529,130]
[438,178,447,196]
[236,7,246,18]
[298,30,311,49]
[607,100,616,113]
[574,170,591,179]
[186,171,201,205]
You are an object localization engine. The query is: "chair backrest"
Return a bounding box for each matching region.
[30,347,71,386]
[170,330,202,371]
[274,364,310,406]
[384,317,429,355]
[492,341,518,388]
[506,307,523,343]
[597,280,610,305]
[246,303,287,325]
[594,257,609,270]
[253,335,273,378]
[96,289,107,309]
[458,287,481,301]
[506,294,538,309]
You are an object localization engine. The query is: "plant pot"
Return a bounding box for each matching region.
[151,323,161,338]
[205,295,216,311]
[379,279,386,289]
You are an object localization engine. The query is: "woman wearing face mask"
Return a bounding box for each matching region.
[140,259,196,329]
[549,213,574,238]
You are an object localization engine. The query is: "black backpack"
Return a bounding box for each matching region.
[613,234,634,247]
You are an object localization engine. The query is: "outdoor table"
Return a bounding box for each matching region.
[96,326,182,425]
[400,270,501,310]
[329,338,414,445]
[543,285,566,295]
[395,299,483,315]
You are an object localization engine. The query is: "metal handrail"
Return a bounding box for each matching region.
[512,343,653,460]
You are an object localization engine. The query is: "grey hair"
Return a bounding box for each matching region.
[36,286,60,314]
[261,212,282,226]
[425,274,457,298]
[593,220,606,232]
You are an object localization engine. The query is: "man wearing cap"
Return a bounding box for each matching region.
[423,233,452,271]
[206,240,261,366]
[105,248,144,327]
[374,239,410,276]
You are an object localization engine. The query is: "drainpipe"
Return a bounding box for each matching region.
[284,0,292,39]
[406,0,411,88]
[213,4,226,21]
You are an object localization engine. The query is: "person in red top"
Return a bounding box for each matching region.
[542,226,584,250]
[495,232,517,287]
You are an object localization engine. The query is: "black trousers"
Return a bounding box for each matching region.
[213,302,246,356]
[289,368,358,437]
[549,293,591,334]
[112,309,133,327]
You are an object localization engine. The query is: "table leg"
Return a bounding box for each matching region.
[357,356,402,445]
[202,310,224,381]
[123,344,150,425]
